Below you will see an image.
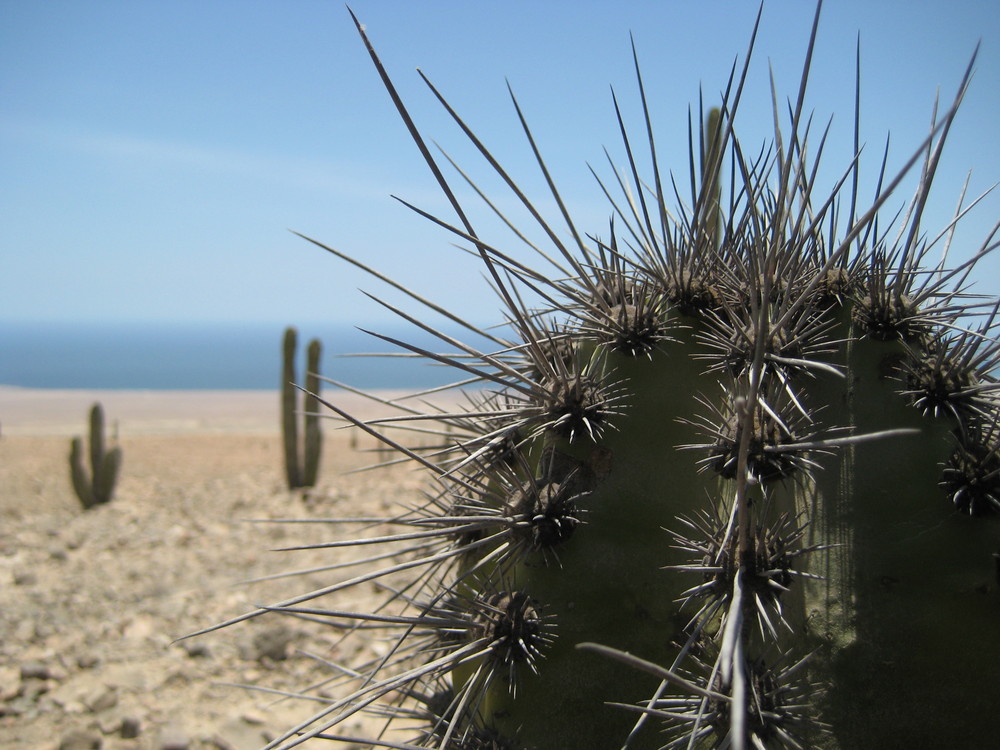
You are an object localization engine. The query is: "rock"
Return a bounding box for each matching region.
[122,614,157,641]
[0,665,21,700]
[97,709,144,740]
[13,569,38,586]
[239,667,263,683]
[76,653,100,670]
[97,663,150,692]
[57,729,101,750]
[19,678,53,707]
[180,640,210,658]
[250,625,294,663]
[0,701,24,718]
[157,723,190,750]
[83,685,117,713]
[212,715,270,750]
[20,660,51,681]
[13,618,38,643]
[120,716,142,739]
[57,699,87,715]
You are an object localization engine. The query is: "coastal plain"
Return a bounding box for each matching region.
[0,386,460,749]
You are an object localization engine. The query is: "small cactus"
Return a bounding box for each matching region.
[193,5,1000,749]
[69,402,122,510]
[281,326,323,490]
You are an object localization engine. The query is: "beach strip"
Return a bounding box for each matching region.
[0,385,461,437]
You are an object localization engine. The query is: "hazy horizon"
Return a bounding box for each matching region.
[0,318,480,390]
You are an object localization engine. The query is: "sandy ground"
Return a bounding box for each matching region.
[0,386,425,437]
[0,387,463,750]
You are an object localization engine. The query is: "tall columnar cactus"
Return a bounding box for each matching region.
[69,402,122,510]
[282,326,323,490]
[194,5,1000,748]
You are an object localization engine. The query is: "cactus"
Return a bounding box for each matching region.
[192,5,1000,748]
[281,326,323,490]
[69,402,122,510]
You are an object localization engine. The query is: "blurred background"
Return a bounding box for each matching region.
[3,0,998,388]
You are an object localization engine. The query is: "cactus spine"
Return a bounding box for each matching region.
[194,5,1000,748]
[281,326,323,490]
[69,402,122,509]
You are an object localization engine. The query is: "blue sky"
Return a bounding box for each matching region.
[3,0,998,329]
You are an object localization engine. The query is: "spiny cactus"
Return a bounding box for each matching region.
[282,326,323,490]
[69,402,122,510]
[193,4,1000,748]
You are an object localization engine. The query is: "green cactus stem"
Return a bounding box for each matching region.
[805,328,1000,747]
[302,338,323,487]
[281,326,323,490]
[189,4,1000,748]
[281,326,299,489]
[69,402,122,510]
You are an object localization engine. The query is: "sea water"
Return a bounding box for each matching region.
[0,321,486,390]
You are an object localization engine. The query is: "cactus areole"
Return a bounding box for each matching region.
[193,3,1000,748]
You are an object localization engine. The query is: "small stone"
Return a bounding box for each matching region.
[122,614,157,641]
[213,715,270,750]
[14,618,37,643]
[180,640,210,658]
[85,685,117,713]
[0,665,21,700]
[157,724,190,750]
[251,625,294,663]
[0,701,24,718]
[20,660,50,681]
[240,667,262,683]
[13,569,37,586]
[241,711,265,725]
[77,653,100,670]
[120,716,141,739]
[97,714,120,736]
[58,699,86,715]
[58,729,101,750]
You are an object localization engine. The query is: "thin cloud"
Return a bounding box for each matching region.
[0,114,420,199]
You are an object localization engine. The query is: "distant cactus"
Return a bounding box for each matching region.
[281,326,323,490]
[69,402,122,510]
[193,5,1000,749]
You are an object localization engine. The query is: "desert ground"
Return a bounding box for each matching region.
[0,386,462,750]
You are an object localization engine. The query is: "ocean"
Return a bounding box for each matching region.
[1,321,487,390]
